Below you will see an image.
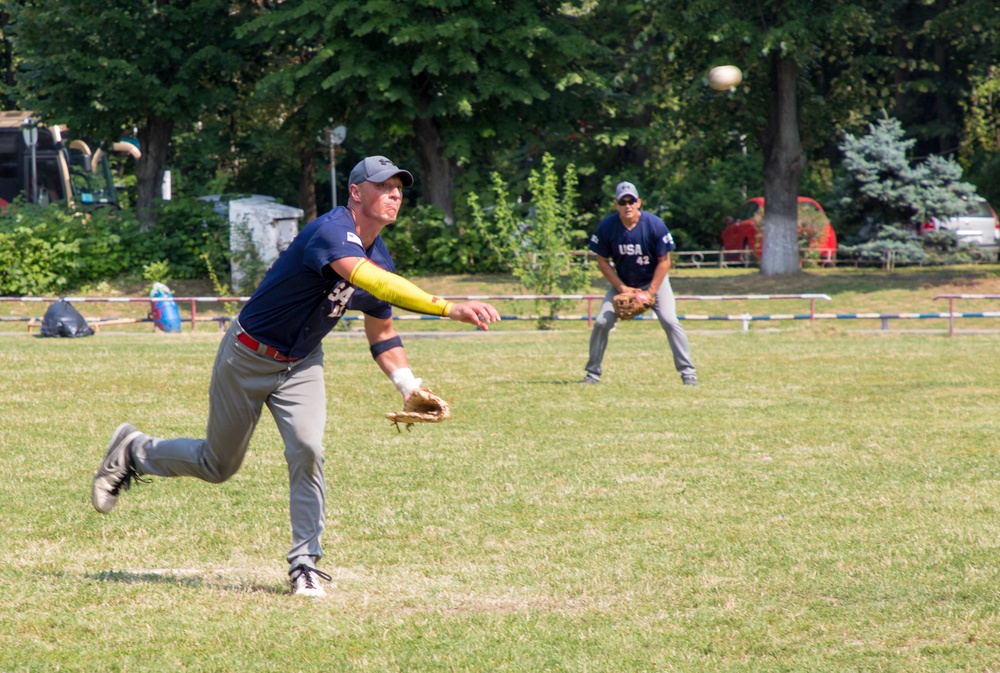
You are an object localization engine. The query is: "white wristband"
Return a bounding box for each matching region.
[389,367,422,396]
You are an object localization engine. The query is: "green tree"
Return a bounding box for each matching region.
[469,153,591,327]
[960,65,1000,205]
[898,0,1000,157]
[241,0,597,223]
[0,5,16,110]
[656,0,890,275]
[576,0,998,274]
[736,0,999,274]
[230,45,350,223]
[10,0,259,229]
[834,115,976,236]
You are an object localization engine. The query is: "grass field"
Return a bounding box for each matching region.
[2,311,999,670]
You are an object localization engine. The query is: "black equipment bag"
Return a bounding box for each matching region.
[39,299,94,338]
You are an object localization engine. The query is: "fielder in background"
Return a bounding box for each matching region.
[581,181,697,386]
[91,156,500,598]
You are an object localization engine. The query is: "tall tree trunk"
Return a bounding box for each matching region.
[135,112,174,232]
[299,147,317,223]
[759,53,805,276]
[933,43,957,155]
[411,115,456,224]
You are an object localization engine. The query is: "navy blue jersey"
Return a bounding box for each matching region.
[588,211,676,288]
[238,206,394,358]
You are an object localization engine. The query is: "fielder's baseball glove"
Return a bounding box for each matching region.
[386,388,451,432]
[613,290,655,320]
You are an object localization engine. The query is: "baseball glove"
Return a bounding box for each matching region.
[613,290,655,320]
[386,388,451,432]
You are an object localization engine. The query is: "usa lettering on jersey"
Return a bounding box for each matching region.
[618,243,644,255]
[327,280,355,318]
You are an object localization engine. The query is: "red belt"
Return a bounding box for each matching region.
[237,330,299,361]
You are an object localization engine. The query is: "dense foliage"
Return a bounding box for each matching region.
[379,204,500,275]
[468,153,592,324]
[237,0,597,224]
[9,0,259,227]
[832,116,977,238]
[1,0,999,283]
[0,199,227,295]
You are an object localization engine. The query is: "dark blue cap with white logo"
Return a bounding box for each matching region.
[348,156,413,187]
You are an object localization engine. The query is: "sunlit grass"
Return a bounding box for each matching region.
[1,325,999,671]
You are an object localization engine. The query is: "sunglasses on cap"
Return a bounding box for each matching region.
[617,197,637,206]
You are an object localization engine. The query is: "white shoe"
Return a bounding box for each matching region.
[290,564,332,598]
[92,423,145,513]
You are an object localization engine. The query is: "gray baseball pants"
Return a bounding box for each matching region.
[131,320,327,565]
[585,279,696,380]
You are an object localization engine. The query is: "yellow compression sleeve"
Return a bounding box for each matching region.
[348,259,453,317]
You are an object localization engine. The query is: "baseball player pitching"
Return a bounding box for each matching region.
[91,156,500,597]
[581,181,697,385]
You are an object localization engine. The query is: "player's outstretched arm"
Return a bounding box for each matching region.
[332,256,450,314]
[331,257,500,330]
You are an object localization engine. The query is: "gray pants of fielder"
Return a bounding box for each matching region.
[585,279,696,381]
[130,321,327,565]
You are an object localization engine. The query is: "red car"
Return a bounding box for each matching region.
[721,196,837,262]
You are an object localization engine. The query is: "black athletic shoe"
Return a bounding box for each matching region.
[290,564,333,598]
[91,423,145,513]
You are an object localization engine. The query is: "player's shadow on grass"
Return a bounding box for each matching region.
[86,570,286,595]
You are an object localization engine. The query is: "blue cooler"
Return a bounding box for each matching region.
[150,282,182,332]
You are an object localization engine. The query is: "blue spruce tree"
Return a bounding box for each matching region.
[834,115,976,239]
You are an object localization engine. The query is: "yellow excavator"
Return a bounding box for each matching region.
[0,110,140,208]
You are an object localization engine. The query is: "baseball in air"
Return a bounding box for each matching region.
[708,65,743,90]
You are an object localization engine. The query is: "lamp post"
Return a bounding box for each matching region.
[325,125,347,208]
[21,118,38,205]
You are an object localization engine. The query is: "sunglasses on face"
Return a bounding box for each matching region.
[617,198,637,206]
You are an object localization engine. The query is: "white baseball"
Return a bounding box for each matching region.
[708,65,743,90]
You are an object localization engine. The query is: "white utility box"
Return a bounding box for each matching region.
[201,194,304,292]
